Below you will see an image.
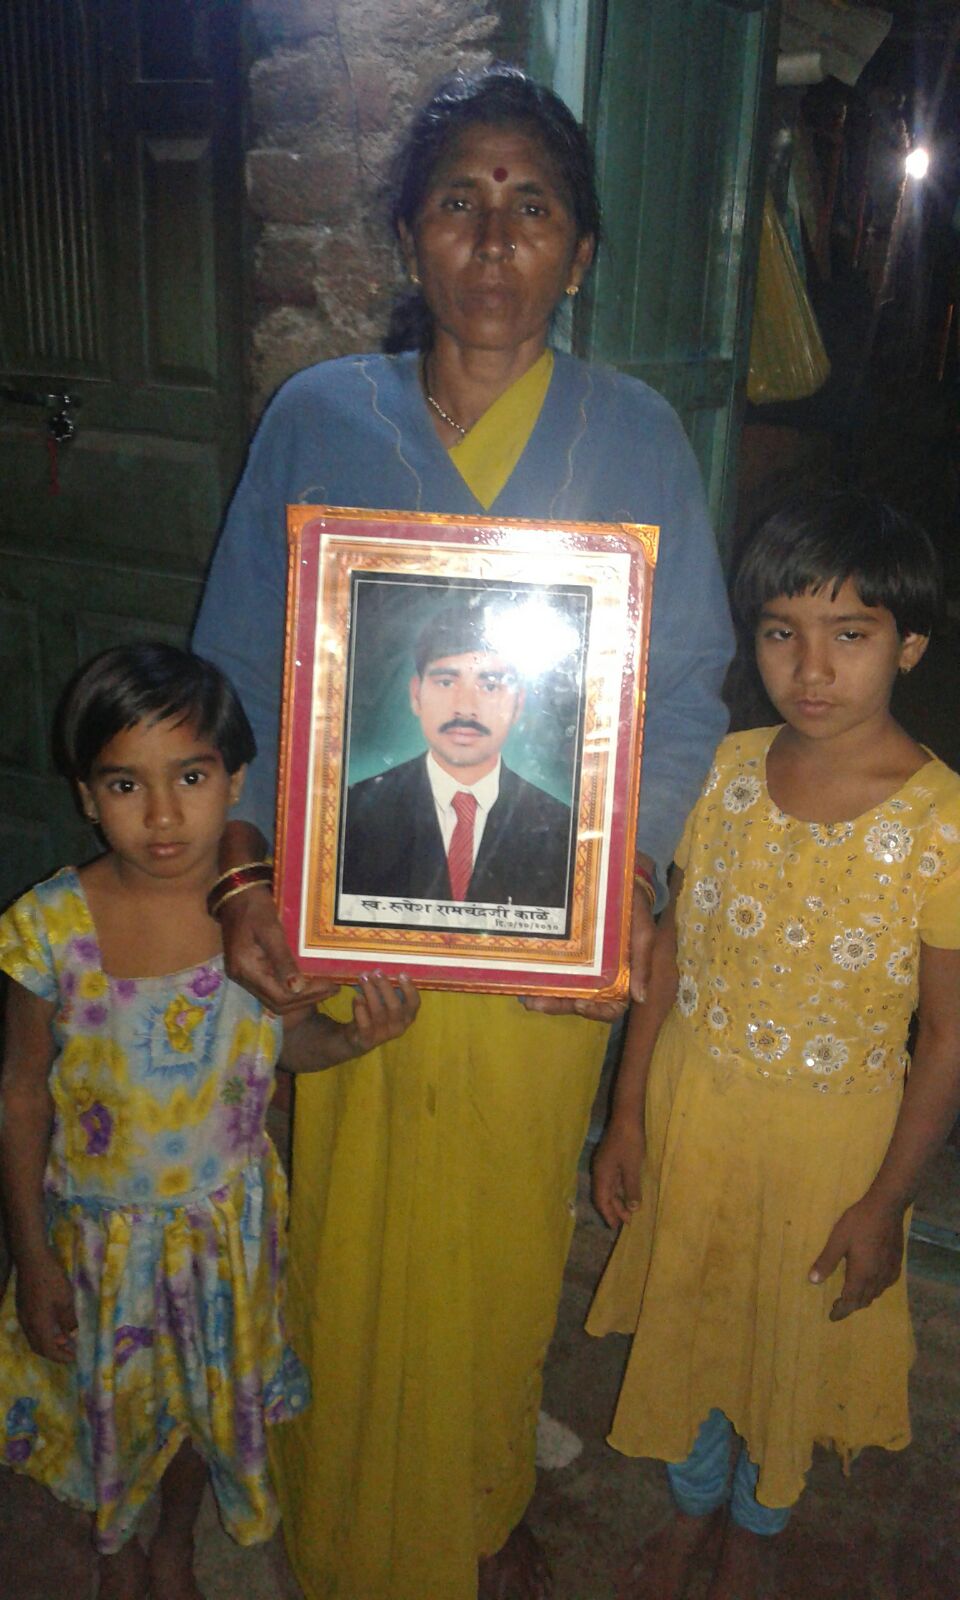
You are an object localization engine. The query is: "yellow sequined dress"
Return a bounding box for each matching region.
[587,727,960,1507]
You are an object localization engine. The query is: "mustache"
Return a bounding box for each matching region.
[440,716,491,736]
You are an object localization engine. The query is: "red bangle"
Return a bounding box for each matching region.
[209,859,272,892]
[207,864,272,919]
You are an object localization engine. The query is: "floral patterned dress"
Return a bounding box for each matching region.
[0,867,309,1552]
[587,728,960,1508]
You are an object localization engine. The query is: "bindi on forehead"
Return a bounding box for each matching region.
[492,166,508,182]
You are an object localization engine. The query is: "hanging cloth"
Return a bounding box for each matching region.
[747,194,831,404]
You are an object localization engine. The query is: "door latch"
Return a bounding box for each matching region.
[47,406,77,443]
[1,386,81,439]
[0,387,82,492]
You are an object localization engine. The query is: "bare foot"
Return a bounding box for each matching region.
[705,1521,773,1600]
[478,1519,553,1599]
[148,1528,205,1600]
[614,1508,725,1600]
[96,1538,150,1600]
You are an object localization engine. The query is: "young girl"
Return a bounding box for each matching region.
[0,643,419,1600]
[587,488,960,1600]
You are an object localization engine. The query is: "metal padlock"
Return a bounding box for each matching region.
[48,407,76,444]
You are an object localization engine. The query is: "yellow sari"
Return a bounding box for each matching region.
[449,349,553,508]
[272,349,606,1600]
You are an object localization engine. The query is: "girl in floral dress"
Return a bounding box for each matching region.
[0,643,419,1600]
[587,489,960,1600]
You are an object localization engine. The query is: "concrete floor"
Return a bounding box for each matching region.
[2,1143,958,1600]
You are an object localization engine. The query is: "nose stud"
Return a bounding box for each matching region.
[476,230,516,261]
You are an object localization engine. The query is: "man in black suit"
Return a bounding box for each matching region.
[340,604,573,908]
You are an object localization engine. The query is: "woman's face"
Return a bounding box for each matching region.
[399,121,595,359]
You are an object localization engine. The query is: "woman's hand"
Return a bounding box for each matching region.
[808,1194,907,1321]
[591,1114,646,1228]
[519,858,659,1021]
[525,859,656,1019]
[220,884,340,1012]
[520,994,627,1022]
[15,1248,77,1364]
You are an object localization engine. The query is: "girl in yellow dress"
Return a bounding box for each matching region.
[587,488,960,1600]
[0,643,418,1600]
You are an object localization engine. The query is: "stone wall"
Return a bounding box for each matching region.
[246,0,527,415]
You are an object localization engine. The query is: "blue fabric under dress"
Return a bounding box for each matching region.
[0,867,309,1552]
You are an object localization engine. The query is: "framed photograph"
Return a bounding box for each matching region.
[274,506,658,998]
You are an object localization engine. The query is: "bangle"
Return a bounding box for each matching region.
[207,864,273,920]
[208,877,272,919]
[209,879,271,918]
[634,864,657,907]
[209,859,272,894]
[210,863,272,897]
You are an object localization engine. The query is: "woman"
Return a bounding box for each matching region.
[194,66,734,1600]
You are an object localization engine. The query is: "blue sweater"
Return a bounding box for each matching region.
[193,350,734,889]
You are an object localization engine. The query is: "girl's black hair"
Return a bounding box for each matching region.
[384,64,601,353]
[56,643,256,781]
[732,485,943,638]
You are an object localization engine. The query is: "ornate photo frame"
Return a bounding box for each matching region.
[274,506,658,997]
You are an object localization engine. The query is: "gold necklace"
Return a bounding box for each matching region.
[421,360,467,437]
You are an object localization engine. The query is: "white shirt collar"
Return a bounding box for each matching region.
[426,751,501,815]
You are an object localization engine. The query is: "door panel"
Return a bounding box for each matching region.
[143,135,218,383]
[0,603,46,773]
[0,0,104,374]
[2,425,225,566]
[0,0,244,906]
[565,0,779,540]
[1,547,203,887]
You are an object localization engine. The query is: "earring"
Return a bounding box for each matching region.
[565,283,579,298]
[409,271,421,287]
[899,664,912,675]
[86,807,99,824]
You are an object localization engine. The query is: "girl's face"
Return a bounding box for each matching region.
[398,121,594,361]
[77,715,244,886]
[755,578,928,745]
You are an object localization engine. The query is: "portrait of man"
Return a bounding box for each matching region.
[339,597,575,910]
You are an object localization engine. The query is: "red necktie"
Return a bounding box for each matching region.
[447,791,478,901]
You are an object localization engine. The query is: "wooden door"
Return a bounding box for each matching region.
[531,0,779,541]
[582,0,779,539]
[0,0,245,904]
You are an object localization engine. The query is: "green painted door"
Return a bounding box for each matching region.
[532,0,779,539]
[0,0,245,905]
